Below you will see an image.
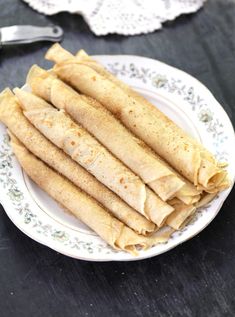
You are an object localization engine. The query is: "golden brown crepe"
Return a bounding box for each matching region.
[75,50,231,195]
[45,44,229,193]
[195,192,217,208]
[26,65,188,202]
[0,88,155,235]
[166,192,217,230]
[14,88,174,227]
[166,198,196,230]
[26,64,202,206]
[174,182,200,205]
[45,45,204,204]
[9,134,172,255]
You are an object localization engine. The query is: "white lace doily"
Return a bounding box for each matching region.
[23,0,206,36]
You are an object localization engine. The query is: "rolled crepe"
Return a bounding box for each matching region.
[14,88,174,227]
[175,184,200,205]
[45,46,202,203]
[166,190,217,230]
[166,198,196,230]
[0,88,155,235]
[195,192,217,208]
[45,44,229,192]
[27,65,187,202]
[75,51,230,195]
[9,134,171,255]
[27,64,201,206]
[75,51,226,195]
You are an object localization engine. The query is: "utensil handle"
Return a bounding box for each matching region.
[1,25,63,46]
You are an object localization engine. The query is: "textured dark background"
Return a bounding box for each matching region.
[1,0,235,316]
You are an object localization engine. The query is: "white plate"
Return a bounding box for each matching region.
[0,55,234,261]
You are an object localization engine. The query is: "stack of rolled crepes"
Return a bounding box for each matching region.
[0,44,230,255]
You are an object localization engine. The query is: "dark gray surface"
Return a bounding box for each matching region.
[1,0,235,316]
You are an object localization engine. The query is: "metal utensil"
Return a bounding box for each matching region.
[0,25,63,47]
